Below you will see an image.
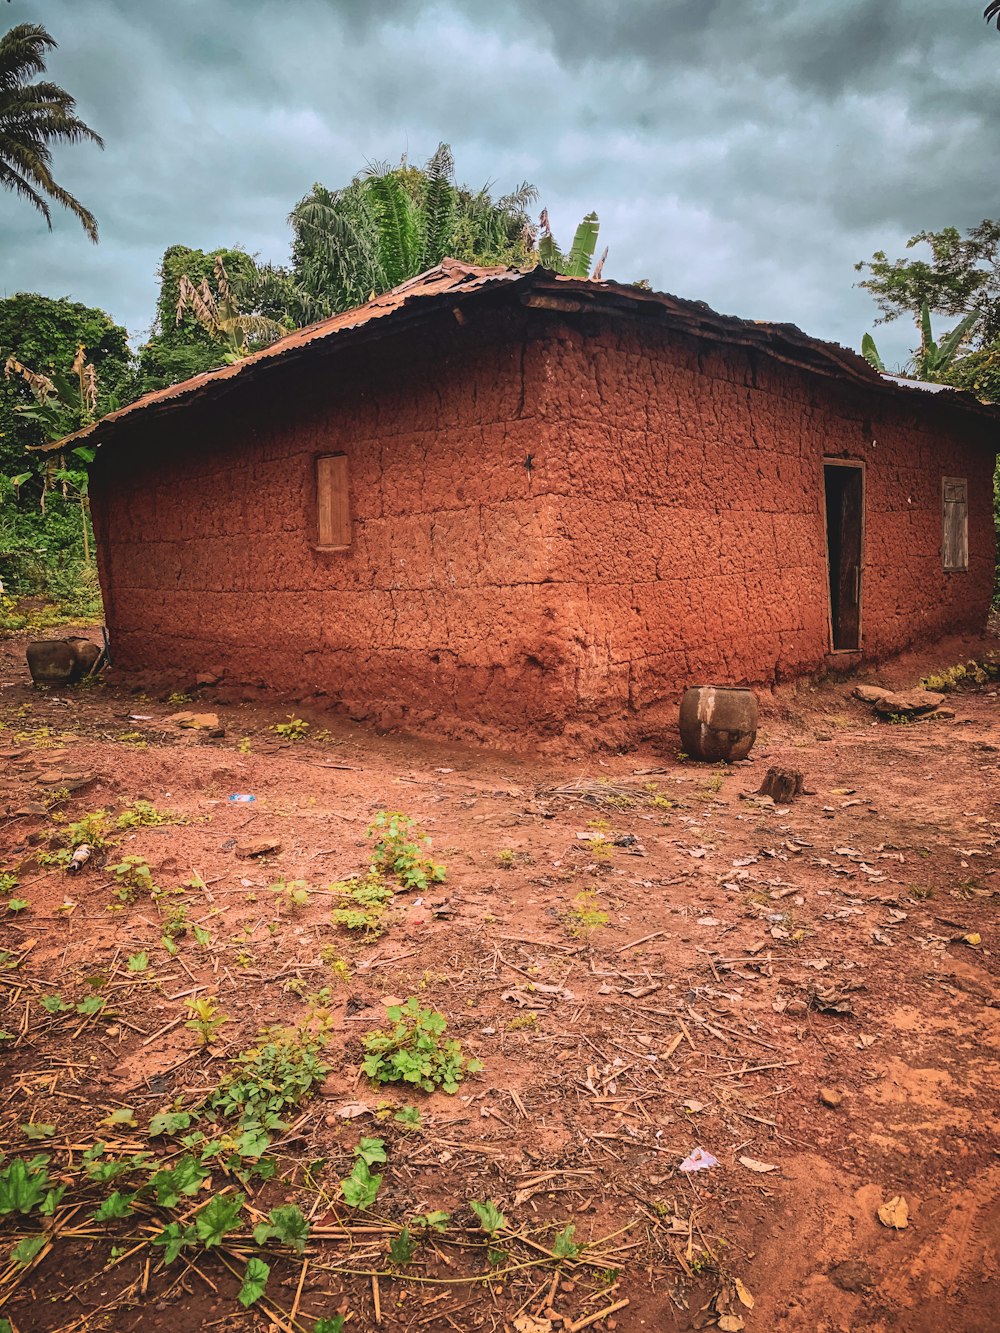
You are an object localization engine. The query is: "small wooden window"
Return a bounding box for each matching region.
[316,454,350,548]
[941,477,968,572]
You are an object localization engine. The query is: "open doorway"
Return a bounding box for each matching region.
[823,462,863,651]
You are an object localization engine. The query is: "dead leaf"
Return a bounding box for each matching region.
[877,1195,909,1229]
[734,1278,755,1309]
[738,1155,777,1173]
[855,1033,876,1049]
[513,1316,553,1333]
[962,932,982,946]
[718,1318,745,1332]
[334,1102,372,1119]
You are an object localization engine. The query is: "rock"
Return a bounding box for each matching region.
[828,1260,874,1293]
[165,711,220,730]
[784,998,808,1015]
[819,1086,843,1108]
[757,766,805,802]
[853,685,945,716]
[195,672,221,687]
[235,839,281,859]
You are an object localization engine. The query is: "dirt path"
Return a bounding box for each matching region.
[0,633,997,1332]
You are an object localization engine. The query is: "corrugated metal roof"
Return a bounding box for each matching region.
[43,258,1000,451]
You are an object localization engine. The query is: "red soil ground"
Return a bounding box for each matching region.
[0,629,997,1333]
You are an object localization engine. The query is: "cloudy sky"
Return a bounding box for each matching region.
[2,0,998,367]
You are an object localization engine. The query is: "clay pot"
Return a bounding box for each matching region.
[26,637,101,687]
[678,685,758,762]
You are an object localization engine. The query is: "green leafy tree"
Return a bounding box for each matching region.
[0,297,130,608]
[4,343,104,562]
[138,246,288,394]
[0,23,103,240]
[0,293,131,474]
[855,221,1000,344]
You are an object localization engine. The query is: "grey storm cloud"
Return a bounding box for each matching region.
[1,0,998,368]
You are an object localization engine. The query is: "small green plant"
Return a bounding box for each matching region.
[0,872,18,895]
[160,903,189,952]
[319,945,351,981]
[167,692,192,705]
[236,735,252,754]
[469,1199,507,1235]
[273,715,309,741]
[340,1138,386,1209]
[922,657,999,692]
[5,898,29,913]
[588,835,614,863]
[508,1012,538,1031]
[126,951,150,973]
[116,800,180,830]
[368,811,446,891]
[361,998,483,1094]
[885,712,914,725]
[184,996,230,1046]
[209,1024,330,1154]
[330,871,394,936]
[495,849,516,869]
[253,1203,310,1252]
[563,890,609,937]
[110,856,155,905]
[270,878,310,912]
[552,1223,583,1259]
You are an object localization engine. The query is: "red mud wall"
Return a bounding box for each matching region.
[91,310,573,739]
[532,318,996,731]
[92,307,996,741]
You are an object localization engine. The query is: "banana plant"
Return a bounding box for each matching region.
[861,303,980,381]
[537,209,608,278]
[861,332,885,372]
[914,302,981,379]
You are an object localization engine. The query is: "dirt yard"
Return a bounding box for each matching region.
[1,630,997,1333]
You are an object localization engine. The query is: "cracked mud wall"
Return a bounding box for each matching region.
[532,318,996,731]
[91,309,573,737]
[90,306,996,742]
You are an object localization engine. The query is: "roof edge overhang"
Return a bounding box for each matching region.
[41,260,1000,453]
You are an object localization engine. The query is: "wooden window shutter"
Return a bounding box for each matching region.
[316,455,350,548]
[941,477,968,572]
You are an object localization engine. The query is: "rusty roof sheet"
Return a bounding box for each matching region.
[44,258,1000,451]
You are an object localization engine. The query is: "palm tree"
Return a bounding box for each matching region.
[0,23,103,241]
[987,3,1000,29]
[289,145,538,316]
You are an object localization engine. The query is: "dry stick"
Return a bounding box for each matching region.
[566,1297,631,1331]
[289,1257,309,1325]
[372,1272,382,1324]
[615,928,668,953]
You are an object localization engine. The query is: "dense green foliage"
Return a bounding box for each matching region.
[0,295,129,620]
[0,293,131,473]
[0,23,103,240]
[286,144,538,317]
[137,246,286,394]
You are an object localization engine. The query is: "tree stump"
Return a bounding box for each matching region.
[757,766,804,802]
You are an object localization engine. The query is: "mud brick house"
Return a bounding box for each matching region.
[51,261,998,741]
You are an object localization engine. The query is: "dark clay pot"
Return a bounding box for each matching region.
[678,685,758,762]
[26,637,100,687]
